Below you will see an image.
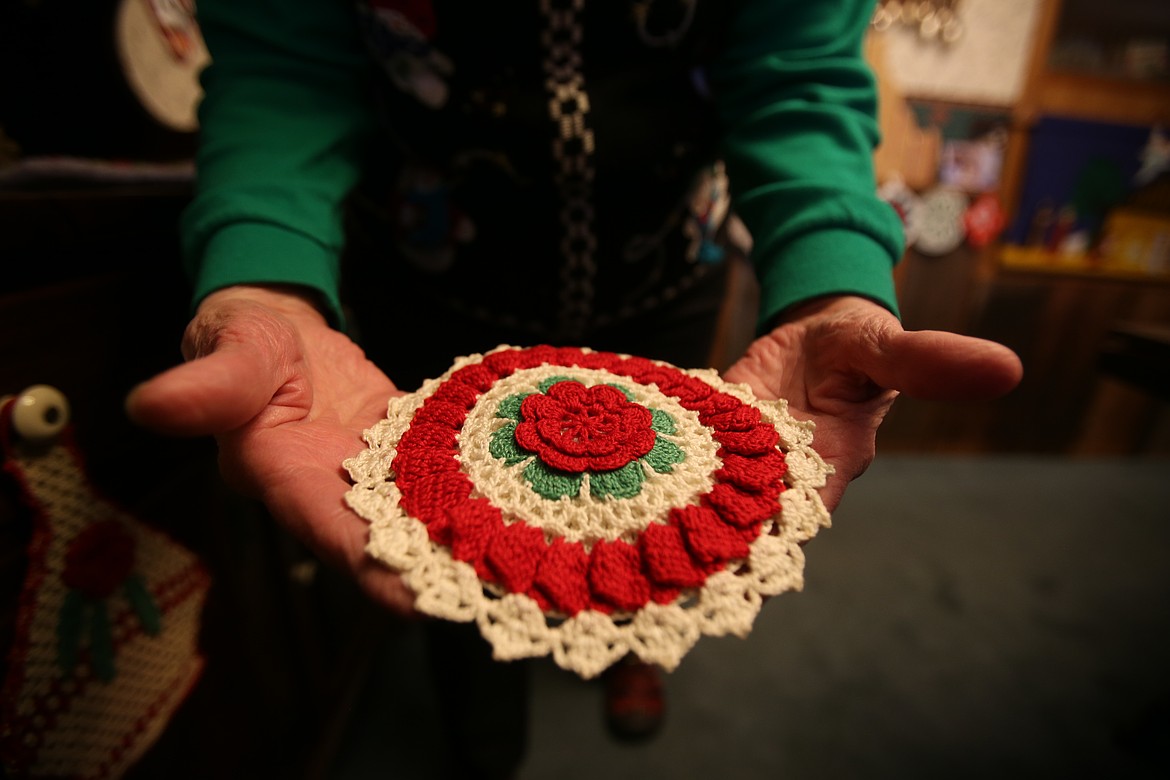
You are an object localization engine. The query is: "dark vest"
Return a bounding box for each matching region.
[350,0,740,338]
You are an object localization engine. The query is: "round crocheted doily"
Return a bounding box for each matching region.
[344,345,832,678]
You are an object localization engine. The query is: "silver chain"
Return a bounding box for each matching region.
[540,0,598,339]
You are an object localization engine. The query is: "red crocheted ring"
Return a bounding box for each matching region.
[386,345,789,617]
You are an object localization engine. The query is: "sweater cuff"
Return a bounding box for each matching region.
[191,223,345,327]
[754,229,900,333]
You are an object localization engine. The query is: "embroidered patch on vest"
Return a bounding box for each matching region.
[344,345,832,678]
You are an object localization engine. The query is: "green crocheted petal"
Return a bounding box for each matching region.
[56,589,84,674]
[524,460,583,500]
[537,375,574,394]
[490,422,530,465]
[589,461,646,499]
[125,574,162,636]
[90,601,116,682]
[495,393,532,421]
[644,437,685,474]
[650,408,677,435]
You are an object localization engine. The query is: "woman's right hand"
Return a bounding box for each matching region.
[125,284,417,615]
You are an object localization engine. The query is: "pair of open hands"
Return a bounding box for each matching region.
[125,285,1023,615]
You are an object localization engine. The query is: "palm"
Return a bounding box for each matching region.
[723,296,1022,511]
[126,287,415,612]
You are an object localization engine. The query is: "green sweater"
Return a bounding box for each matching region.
[182,0,903,332]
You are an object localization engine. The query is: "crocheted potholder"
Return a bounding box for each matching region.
[344,345,832,679]
[0,400,210,779]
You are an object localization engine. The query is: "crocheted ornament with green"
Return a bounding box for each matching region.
[344,345,832,679]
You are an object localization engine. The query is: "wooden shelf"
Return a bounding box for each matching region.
[998,244,1170,284]
[1028,70,1170,127]
[1016,0,1169,128]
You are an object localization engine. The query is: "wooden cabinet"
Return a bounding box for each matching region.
[1000,0,1169,258]
[871,0,1170,455]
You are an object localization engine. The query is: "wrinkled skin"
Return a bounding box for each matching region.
[126,285,1023,615]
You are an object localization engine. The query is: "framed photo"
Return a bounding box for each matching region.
[906,99,1012,193]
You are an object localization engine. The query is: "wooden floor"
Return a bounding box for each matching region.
[710,246,1170,457]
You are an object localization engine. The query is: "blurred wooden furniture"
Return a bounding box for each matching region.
[1099,322,1170,401]
[0,181,379,778]
[1001,0,1170,219]
[867,0,1170,456]
[867,32,944,192]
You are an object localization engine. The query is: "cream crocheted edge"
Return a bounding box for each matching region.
[344,345,833,679]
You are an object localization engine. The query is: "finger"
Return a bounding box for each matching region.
[355,562,420,617]
[257,458,419,617]
[861,329,1023,401]
[125,344,281,436]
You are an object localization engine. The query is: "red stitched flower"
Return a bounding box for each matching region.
[514,381,656,473]
[62,520,136,599]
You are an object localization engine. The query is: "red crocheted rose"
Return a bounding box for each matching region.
[62,520,136,599]
[388,349,790,617]
[514,381,656,473]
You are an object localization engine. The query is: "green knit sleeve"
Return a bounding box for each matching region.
[182,0,377,326]
[708,0,905,331]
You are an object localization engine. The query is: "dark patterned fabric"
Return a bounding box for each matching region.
[348,0,741,339]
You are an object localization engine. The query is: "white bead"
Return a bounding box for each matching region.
[10,385,70,443]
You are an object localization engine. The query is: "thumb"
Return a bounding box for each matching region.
[125,342,281,436]
[859,329,1023,401]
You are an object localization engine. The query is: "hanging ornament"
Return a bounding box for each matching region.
[909,186,969,256]
[872,0,964,44]
[879,176,924,250]
[964,192,1006,248]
